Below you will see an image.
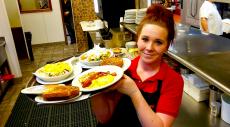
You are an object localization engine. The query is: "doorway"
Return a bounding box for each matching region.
[60,0,76,45]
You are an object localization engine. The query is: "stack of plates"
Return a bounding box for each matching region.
[124,9,137,23]
[135,8,147,24]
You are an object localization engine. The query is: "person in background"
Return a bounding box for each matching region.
[62,0,76,44]
[91,4,184,127]
[199,0,223,35]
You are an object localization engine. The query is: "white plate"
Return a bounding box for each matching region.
[35,92,82,104]
[21,84,65,95]
[78,58,131,71]
[79,49,113,66]
[36,64,82,84]
[34,62,73,82]
[21,85,47,95]
[72,65,124,92]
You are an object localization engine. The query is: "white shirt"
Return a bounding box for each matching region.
[199,1,223,35]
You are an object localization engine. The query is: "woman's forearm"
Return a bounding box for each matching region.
[91,91,122,124]
[130,91,164,127]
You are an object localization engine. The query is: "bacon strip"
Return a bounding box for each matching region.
[79,71,116,88]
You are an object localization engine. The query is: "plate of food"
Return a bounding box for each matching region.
[111,48,126,56]
[78,57,131,71]
[34,85,81,104]
[36,64,82,84]
[34,61,73,82]
[79,48,113,66]
[72,65,124,92]
[21,84,66,95]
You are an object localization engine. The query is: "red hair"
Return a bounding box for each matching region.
[136,4,175,45]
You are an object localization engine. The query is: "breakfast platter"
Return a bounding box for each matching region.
[78,57,131,71]
[33,62,73,82]
[79,48,113,66]
[21,48,136,104]
[35,64,82,84]
[21,65,124,104]
[72,65,124,92]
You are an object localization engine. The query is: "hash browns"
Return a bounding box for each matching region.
[100,57,123,67]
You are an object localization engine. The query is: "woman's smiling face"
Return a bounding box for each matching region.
[137,24,169,64]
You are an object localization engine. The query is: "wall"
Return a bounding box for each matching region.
[72,0,99,52]
[20,0,65,45]
[20,0,38,11]
[4,0,21,28]
[0,0,22,78]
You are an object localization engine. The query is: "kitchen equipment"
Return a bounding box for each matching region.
[209,85,222,108]
[181,0,205,27]
[182,74,209,102]
[221,93,230,124]
[0,37,12,99]
[210,101,221,117]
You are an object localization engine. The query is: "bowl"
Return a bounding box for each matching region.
[125,41,137,49]
[79,49,113,66]
[34,62,73,82]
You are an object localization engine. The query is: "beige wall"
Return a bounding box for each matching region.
[20,0,65,44]
[4,0,21,27]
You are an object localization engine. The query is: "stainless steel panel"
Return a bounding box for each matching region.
[181,0,205,27]
[174,32,230,55]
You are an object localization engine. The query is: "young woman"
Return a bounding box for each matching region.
[91,4,184,127]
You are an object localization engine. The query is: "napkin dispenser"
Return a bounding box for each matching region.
[221,93,230,124]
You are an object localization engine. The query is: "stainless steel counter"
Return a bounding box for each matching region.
[122,23,230,94]
[168,29,230,95]
[175,93,230,127]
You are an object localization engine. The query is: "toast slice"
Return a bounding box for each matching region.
[42,85,79,101]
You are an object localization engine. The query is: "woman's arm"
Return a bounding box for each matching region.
[115,75,175,127]
[91,91,122,124]
[130,90,175,127]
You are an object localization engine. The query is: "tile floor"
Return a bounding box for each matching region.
[0,42,81,127]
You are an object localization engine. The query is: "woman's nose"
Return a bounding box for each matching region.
[146,42,154,50]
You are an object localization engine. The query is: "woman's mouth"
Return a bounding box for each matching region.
[143,52,154,57]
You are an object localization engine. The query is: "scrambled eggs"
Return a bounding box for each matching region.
[38,62,71,77]
[86,75,115,89]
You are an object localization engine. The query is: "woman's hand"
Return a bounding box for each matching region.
[109,74,139,97]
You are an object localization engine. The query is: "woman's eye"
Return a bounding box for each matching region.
[155,40,163,45]
[142,37,148,42]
